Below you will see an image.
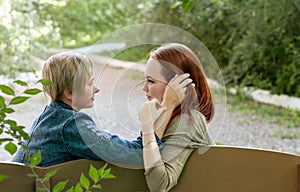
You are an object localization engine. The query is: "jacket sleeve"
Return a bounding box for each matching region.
[62,112,163,169]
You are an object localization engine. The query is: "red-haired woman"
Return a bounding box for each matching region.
[139,43,215,191]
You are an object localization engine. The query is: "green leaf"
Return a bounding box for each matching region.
[98,163,108,176]
[31,151,42,166]
[27,173,35,177]
[52,180,69,192]
[102,168,116,179]
[97,163,116,179]
[0,174,8,182]
[102,173,116,179]
[38,79,55,86]
[66,187,74,192]
[79,173,90,190]
[24,88,42,95]
[0,96,6,109]
[42,169,58,182]
[170,2,181,9]
[0,84,15,96]
[9,96,30,105]
[3,108,15,113]
[4,142,17,155]
[74,183,83,192]
[32,69,37,77]
[36,187,48,191]
[3,119,17,128]
[14,80,28,86]
[92,184,101,189]
[88,165,99,183]
[182,0,194,13]
[19,130,31,140]
[0,138,13,145]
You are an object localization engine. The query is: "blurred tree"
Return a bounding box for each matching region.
[37,0,130,48]
[0,0,62,76]
[177,0,300,96]
[1,0,299,96]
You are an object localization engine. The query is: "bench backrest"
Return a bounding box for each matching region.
[0,146,299,192]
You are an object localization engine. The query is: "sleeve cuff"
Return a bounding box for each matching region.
[139,131,164,149]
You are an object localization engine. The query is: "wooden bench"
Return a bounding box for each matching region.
[0,145,299,191]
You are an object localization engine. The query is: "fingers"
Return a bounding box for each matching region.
[180,78,193,89]
[138,98,166,133]
[144,98,164,115]
[149,98,159,111]
[169,73,189,84]
[176,87,186,103]
[169,73,193,90]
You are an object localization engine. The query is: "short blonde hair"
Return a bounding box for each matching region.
[42,51,93,101]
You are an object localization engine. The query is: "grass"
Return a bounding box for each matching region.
[227,91,300,129]
[278,132,300,139]
[127,70,144,81]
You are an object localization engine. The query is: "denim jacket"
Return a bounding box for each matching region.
[12,101,163,168]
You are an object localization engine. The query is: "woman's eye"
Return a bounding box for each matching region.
[147,79,155,83]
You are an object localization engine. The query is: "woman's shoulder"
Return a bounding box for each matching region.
[171,110,206,125]
[163,110,212,146]
[166,110,207,136]
[190,110,206,124]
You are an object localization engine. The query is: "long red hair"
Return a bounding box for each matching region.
[150,43,214,124]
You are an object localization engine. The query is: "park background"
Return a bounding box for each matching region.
[0,0,299,161]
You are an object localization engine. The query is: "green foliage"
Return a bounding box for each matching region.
[114,44,157,62]
[0,0,59,76]
[122,0,298,96]
[0,85,15,96]
[0,77,54,156]
[279,132,300,140]
[228,90,300,129]
[9,96,30,105]
[0,0,133,75]
[38,79,56,86]
[215,142,224,145]
[177,0,195,13]
[24,88,42,95]
[176,0,300,97]
[51,163,116,192]
[36,0,131,48]
[2,0,300,96]
[4,142,17,155]
[53,180,69,192]
[30,151,42,166]
[0,174,8,182]
[221,0,300,96]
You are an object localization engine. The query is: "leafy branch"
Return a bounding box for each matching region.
[0,79,53,155]
[27,152,115,192]
[57,163,116,192]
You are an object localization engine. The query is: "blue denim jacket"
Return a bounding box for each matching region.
[12,101,163,168]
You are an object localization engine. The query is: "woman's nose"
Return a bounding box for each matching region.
[142,81,147,92]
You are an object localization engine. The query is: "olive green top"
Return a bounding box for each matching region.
[144,110,214,192]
